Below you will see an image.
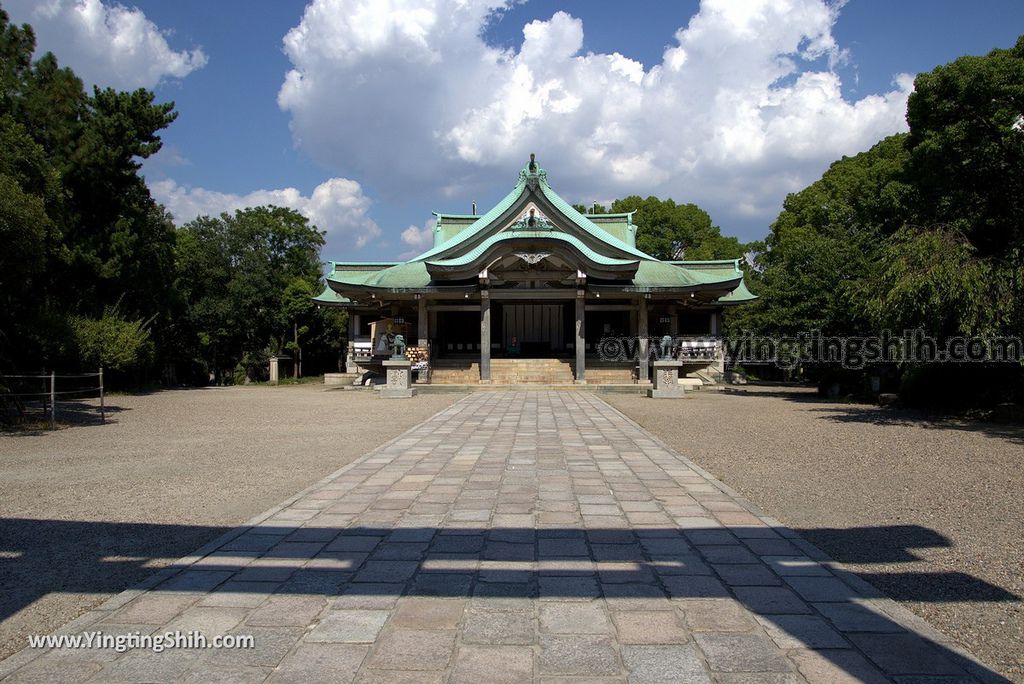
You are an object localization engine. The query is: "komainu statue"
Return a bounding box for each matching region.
[392,334,407,359]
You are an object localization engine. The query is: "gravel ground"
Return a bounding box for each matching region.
[605,384,1024,682]
[0,384,464,662]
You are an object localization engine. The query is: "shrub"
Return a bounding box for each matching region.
[71,309,154,372]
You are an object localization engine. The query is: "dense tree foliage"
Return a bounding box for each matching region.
[611,196,747,261]
[0,11,178,375]
[728,134,912,336]
[735,36,1024,406]
[0,11,347,385]
[175,207,346,384]
[573,197,750,261]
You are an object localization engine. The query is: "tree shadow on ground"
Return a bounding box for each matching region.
[1,400,128,435]
[722,383,1024,446]
[804,405,1024,445]
[0,518,1016,682]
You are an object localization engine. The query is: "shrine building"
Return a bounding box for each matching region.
[314,157,755,386]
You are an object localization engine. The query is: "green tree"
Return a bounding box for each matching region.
[906,35,1024,258]
[735,134,912,337]
[0,116,57,345]
[571,202,607,215]
[861,226,996,337]
[0,9,179,377]
[71,306,154,372]
[610,196,746,261]
[896,35,1024,338]
[175,206,326,383]
[281,278,315,378]
[743,37,1024,404]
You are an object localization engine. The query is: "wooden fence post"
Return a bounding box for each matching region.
[99,367,105,424]
[49,370,56,430]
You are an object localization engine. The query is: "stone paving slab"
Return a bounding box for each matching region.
[0,392,1007,683]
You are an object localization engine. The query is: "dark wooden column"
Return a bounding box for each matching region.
[480,291,491,382]
[575,290,586,383]
[638,296,649,383]
[417,297,428,348]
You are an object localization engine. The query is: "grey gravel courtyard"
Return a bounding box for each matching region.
[0,390,1009,683]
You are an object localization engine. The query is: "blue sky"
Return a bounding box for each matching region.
[5,0,1023,262]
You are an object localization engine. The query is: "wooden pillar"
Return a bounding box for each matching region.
[417,297,428,347]
[348,313,362,374]
[669,305,679,336]
[575,290,586,383]
[638,297,649,383]
[710,309,724,373]
[480,292,491,382]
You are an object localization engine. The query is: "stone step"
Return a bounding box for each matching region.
[428,359,635,385]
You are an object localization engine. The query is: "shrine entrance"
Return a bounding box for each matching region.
[501,302,568,357]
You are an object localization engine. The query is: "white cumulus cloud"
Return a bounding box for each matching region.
[150,177,383,248]
[399,219,435,258]
[277,0,912,233]
[4,0,207,89]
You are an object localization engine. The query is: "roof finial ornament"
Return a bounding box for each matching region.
[520,153,545,187]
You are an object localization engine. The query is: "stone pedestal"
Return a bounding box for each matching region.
[381,359,417,398]
[647,360,685,398]
[269,356,281,385]
[324,373,360,386]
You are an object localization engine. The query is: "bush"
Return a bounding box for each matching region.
[71,309,154,372]
[233,349,269,385]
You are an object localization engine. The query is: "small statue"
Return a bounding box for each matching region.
[659,335,674,360]
[527,208,537,228]
[528,152,537,174]
[392,334,407,359]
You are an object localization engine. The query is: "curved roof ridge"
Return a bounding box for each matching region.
[535,177,655,261]
[424,231,639,268]
[412,176,528,261]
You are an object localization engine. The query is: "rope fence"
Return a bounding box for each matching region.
[0,369,105,429]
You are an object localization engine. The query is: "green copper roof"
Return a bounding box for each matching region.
[419,166,650,263]
[536,179,651,260]
[667,258,740,266]
[588,214,634,245]
[425,231,638,269]
[715,278,757,303]
[416,177,528,262]
[631,261,741,289]
[668,259,758,302]
[328,262,431,290]
[325,255,742,294]
[314,283,353,305]
[317,160,756,304]
[329,261,399,269]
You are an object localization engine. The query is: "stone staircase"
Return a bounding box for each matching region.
[427,360,481,384]
[426,358,643,385]
[429,358,575,384]
[693,368,720,386]
[491,358,575,384]
[584,362,635,385]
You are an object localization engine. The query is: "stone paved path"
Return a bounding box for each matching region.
[0,392,1001,683]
